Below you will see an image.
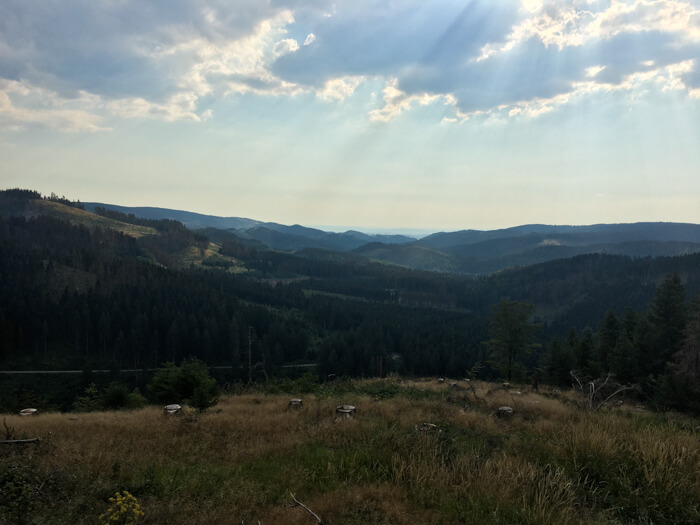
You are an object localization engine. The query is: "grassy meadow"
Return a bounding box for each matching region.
[1,378,699,525]
[29,200,157,238]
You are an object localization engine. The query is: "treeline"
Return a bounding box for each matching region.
[1,203,699,413]
[0,188,84,211]
[0,215,485,376]
[540,273,699,412]
[93,206,209,265]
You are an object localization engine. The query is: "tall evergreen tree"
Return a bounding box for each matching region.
[596,310,620,373]
[608,333,638,383]
[486,300,541,382]
[646,273,687,373]
[575,328,595,377]
[545,337,575,386]
[672,294,700,396]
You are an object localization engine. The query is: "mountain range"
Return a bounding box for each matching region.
[84,202,700,274]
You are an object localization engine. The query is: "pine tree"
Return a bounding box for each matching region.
[575,329,595,377]
[672,294,700,397]
[545,337,575,386]
[596,310,620,373]
[486,300,541,382]
[646,273,687,372]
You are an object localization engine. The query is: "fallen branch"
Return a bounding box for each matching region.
[0,437,40,445]
[290,492,325,524]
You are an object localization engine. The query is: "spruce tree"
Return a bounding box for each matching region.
[646,273,687,372]
[486,300,541,382]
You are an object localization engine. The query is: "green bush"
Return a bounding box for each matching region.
[149,359,219,412]
[73,383,102,412]
[102,382,131,410]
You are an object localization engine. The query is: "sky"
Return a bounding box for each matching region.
[1,0,699,232]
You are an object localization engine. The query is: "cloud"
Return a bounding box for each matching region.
[586,65,606,78]
[0,1,300,128]
[273,39,300,58]
[443,59,700,123]
[106,92,202,122]
[272,0,519,86]
[478,0,700,60]
[369,79,446,122]
[317,76,364,102]
[0,79,107,132]
[271,0,700,119]
[0,0,698,131]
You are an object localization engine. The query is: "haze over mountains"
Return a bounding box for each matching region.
[84,202,700,274]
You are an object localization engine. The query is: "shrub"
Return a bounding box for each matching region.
[126,388,148,410]
[73,383,102,412]
[0,463,36,525]
[149,358,219,411]
[102,382,131,410]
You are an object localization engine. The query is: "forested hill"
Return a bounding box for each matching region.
[84,201,416,252]
[1,189,699,413]
[358,223,700,273]
[84,200,700,273]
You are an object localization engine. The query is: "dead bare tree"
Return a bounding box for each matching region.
[570,370,638,410]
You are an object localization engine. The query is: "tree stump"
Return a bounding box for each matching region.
[497,406,513,418]
[335,404,356,421]
[19,408,37,417]
[163,404,181,416]
[288,398,303,409]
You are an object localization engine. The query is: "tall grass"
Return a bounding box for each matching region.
[1,378,698,524]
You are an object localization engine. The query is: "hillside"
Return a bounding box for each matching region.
[2,377,698,525]
[2,189,699,418]
[82,201,700,274]
[2,197,156,238]
[83,202,262,230]
[85,202,416,252]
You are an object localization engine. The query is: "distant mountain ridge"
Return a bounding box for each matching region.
[82,202,700,275]
[83,203,262,231]
[416,222,700,249]
[83,202,417,252]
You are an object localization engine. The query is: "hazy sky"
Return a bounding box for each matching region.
[1,0,699,231]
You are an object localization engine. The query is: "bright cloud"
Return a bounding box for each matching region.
[0,79,107,132]
[0,0,698,131]
[369,79,447,122]
[478,0,700,61]
[317,76,364,102]
[446,59,700,123]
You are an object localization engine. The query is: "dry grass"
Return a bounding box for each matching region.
[28,200,156,237]
[1,379,698,524]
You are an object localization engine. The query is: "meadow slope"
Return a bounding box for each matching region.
[1,378,699,524]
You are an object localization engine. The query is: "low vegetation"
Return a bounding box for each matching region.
[2,377,698,524]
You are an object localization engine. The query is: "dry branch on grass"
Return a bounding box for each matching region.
[0,437,40,445]
[289,492,325,525]
[570,370,638,410]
